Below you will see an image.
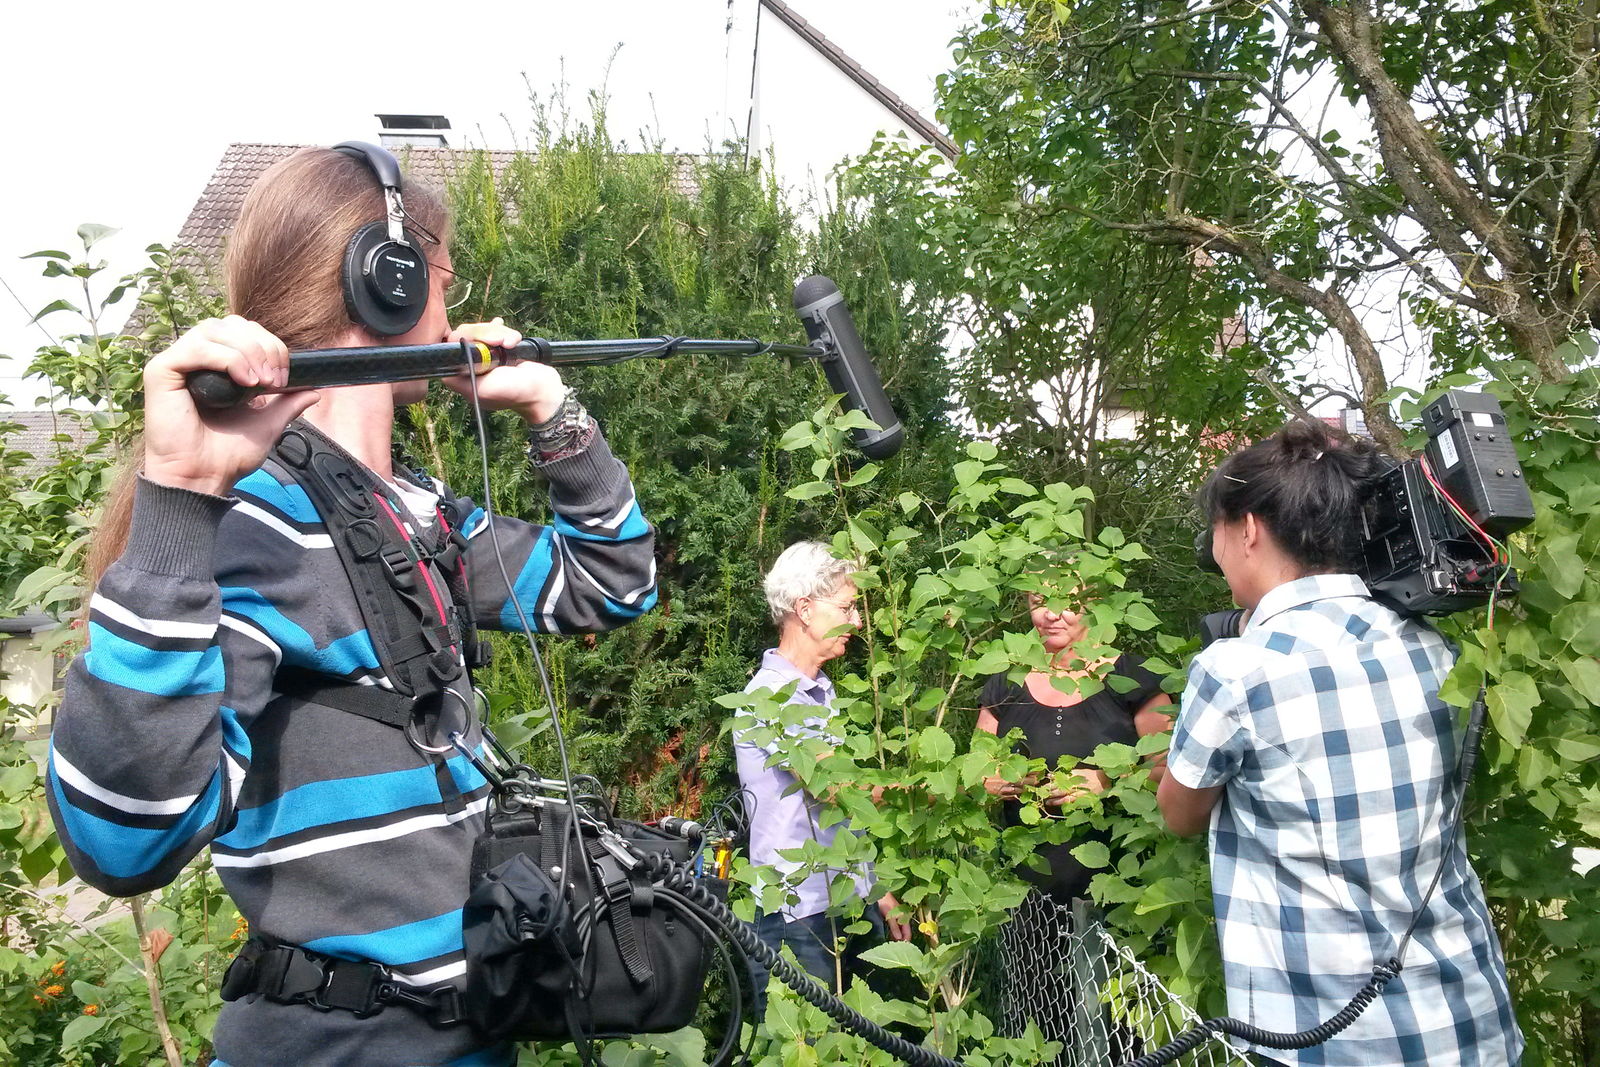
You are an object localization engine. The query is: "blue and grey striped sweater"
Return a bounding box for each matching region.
[48,431,656,1066]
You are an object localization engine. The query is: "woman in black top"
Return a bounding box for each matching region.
[977,592,1173,1061]
[977,591,1173,899]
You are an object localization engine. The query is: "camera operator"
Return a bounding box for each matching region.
[1157,419,1522,1067]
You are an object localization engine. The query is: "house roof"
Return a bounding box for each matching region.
[1,410,98,478]
[759,0,958,161]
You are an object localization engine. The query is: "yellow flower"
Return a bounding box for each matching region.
[49,961,66,977]
[918,919,939,938]
[42,984,64,998]
[83,1004,100,1016]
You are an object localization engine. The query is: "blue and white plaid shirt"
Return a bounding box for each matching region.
[1168,574,1522,1067]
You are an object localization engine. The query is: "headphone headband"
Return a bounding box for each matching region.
[333,141,409,247]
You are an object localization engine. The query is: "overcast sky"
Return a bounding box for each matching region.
[0,0,975,405]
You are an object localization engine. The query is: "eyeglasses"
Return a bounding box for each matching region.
[808,595,862,619]
[428,261,475,312]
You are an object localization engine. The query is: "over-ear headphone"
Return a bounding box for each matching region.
[332,140,431,337]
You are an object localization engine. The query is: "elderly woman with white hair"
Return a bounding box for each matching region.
[735,540,910,1013]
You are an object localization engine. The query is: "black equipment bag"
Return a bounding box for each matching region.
[463,800,721,1041]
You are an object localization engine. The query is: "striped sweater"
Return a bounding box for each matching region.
[47,431,656,1067]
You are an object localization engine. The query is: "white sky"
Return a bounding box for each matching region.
[0,0,976,406]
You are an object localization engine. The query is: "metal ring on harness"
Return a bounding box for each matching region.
[405,686,479,756]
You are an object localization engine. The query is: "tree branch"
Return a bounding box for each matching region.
[1078,208,1405,450]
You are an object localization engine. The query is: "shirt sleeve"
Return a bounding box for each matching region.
[48,478,282,896]
[1166,651,1249,790]
[445,432,656,635]
[979,673,1009,713]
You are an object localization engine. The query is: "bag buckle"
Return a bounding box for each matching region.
[380,981,466,1028]
[379,544,417,590]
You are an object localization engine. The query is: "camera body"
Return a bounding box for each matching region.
[1359,390,1532,615]
[1197,390,1534,644]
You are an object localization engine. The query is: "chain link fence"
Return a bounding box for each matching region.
[980,891,1250,1067]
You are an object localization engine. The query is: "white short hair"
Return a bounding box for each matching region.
[764,541,855,623]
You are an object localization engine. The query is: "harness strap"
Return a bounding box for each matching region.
[221,938,465,1028]
[587,837,656,989]
[275,423,450,700]
[273,667,416,730]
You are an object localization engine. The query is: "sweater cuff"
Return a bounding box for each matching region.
[123,476,236,580]
[539,432,625,504]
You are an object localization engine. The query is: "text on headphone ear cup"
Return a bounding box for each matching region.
[341,221,430,337]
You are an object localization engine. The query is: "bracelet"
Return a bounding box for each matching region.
[527,389,597,466]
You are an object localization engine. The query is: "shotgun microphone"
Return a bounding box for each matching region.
[792,276,905,460]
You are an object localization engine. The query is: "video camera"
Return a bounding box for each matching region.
[1197,390,1534,645]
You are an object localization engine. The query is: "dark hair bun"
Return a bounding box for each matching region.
[1198,418,1386,572]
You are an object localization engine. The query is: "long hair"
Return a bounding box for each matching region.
[85,149,449,588]
[1197,418,1384,573]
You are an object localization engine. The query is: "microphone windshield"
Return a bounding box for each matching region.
[793,276,904,459]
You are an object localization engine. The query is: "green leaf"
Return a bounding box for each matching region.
[1121,601,1160,631]
[998,477,1037,496]
[1540,534,1586,598]
[11,565,71,608]
[908,573,950,611]
[1071,840,1110,869]
[1559,656,1600,705]
[76,223,120,250]
[842,462,881,487]
[834,408,882,433]
[917,725,956,764]
[1554,603,1600,656]
[777,421,817,451]
[29,298,80,324]
[70,980,106,1003]
[785,480,834,501]
[856,939,931,976]
[1488,672,1539,746]
[897,491,922,514]
[966,440,999,461]
[847,516,882,553]
[60,1012,108,1047]
[1552,735,1600,762]
[947,567,992,593]
[22,249,72,261]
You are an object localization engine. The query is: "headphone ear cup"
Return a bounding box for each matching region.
[341,221,430,337]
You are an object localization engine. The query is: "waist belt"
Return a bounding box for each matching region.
[221,938,466,1028]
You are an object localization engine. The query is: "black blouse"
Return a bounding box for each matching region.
[981,653,1165,901]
